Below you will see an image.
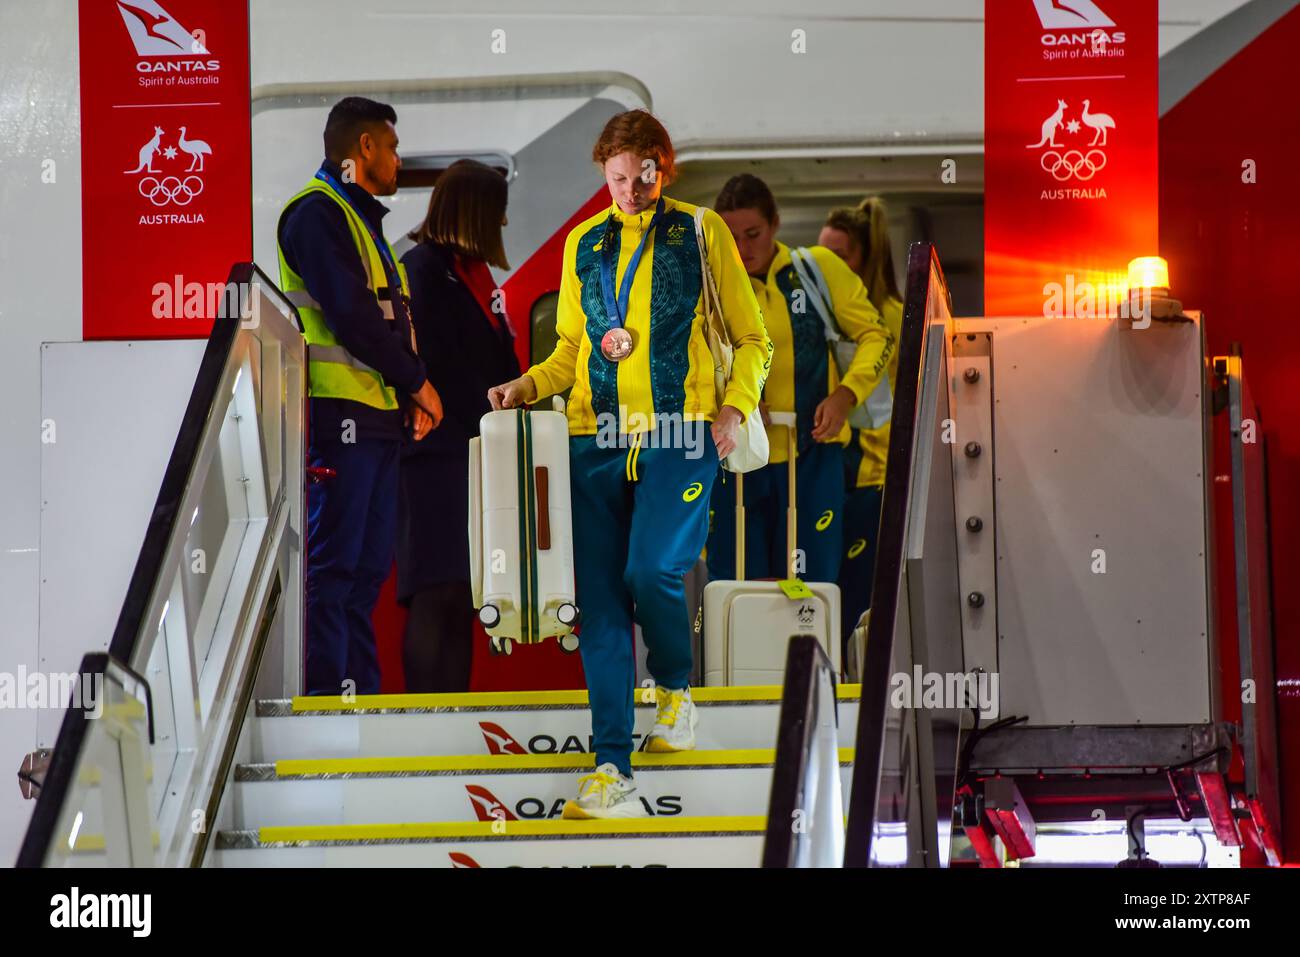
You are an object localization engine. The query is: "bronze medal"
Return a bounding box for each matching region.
[600,327,634,362]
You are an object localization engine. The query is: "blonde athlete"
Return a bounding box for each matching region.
[819,197,904,640]
[488,111,771,818]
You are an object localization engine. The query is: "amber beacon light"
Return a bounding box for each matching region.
[1126,256,1184,321]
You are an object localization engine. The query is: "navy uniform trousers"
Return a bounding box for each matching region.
[304,433,401,695]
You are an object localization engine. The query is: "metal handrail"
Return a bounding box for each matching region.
[843,243,948,866]
[16,264,305,867]
[762,635,844,868]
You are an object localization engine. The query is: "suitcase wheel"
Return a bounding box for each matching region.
[558,633,580,654]
[556,603,580,627]
[478,604,501,629]
[489,636,513,657]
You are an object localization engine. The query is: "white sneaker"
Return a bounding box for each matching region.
[645,686,698,753]
[562,763,647,819]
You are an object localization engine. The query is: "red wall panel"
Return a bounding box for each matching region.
[1159,7,1300,861]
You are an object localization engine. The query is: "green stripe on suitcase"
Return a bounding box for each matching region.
[523,411,540,643]
[514,412,531,643]
[513,410,543,644]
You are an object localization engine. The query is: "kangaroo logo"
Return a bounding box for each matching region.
[1027,100,1068,149]
[125,126,165,173]
[479,721,528,755]
[466,785,518,822]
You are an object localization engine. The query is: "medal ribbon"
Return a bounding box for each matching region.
[598,197,665,331]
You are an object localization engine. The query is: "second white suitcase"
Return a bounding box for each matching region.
[469,404,579,655]
[702,412,842,685]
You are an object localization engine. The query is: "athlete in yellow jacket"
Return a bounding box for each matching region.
[820,197,904,641]
[489,111,770,819]
[523,199,769,437]
[706,174,895,584]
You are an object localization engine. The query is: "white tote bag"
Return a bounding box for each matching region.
[694,207,769,473]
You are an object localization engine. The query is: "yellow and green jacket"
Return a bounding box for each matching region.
[753,243,895,463]
[525,197,771,434]
[846,296,904,488]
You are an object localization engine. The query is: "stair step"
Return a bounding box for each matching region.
[211,817,768,868]
[283,685,860,711]
[250,686,860,762]
[230,749,855,828]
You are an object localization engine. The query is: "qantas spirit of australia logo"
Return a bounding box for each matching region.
[465,784,682,821]
[117,1,221,74]
[479,721,653,755]
[1032,0,1126,51]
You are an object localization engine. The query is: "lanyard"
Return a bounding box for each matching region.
[314,168,403,295]
[598,198,665,330]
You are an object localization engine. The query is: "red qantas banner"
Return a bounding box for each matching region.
[985,0,1158,317]
[79,1,252,339]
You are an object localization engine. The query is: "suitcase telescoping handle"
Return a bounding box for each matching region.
[531,397,564,552]
[734,411,798,581]
[535,466,551,551]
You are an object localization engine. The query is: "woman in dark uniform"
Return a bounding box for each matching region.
[398,159,518,692]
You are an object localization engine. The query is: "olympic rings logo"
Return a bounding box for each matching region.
[1039,150,1107,182]
[138,175,204,207]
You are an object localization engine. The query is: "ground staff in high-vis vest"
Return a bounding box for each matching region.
[820,197,904,642]
[277,97,444,696]
[706,174,895,586]
[489,110,771,819]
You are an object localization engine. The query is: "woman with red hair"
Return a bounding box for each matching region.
[489,110,771,818]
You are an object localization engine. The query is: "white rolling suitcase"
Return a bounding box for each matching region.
[702,412,842,685]
[468,400,580,656]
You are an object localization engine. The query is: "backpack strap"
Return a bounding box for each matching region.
[788,247,845,345]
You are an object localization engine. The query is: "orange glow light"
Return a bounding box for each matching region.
[1127,256,1170,293]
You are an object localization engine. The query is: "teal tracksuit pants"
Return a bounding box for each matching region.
[570,428,719,778]
[705,441,845,583]
[838,482,885,648]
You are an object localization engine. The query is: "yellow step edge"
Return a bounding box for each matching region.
[291,683,862,713]
[259,816,770,843]
[75,763,155,787]
[69,831,162,853]
[274,747,855,777]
